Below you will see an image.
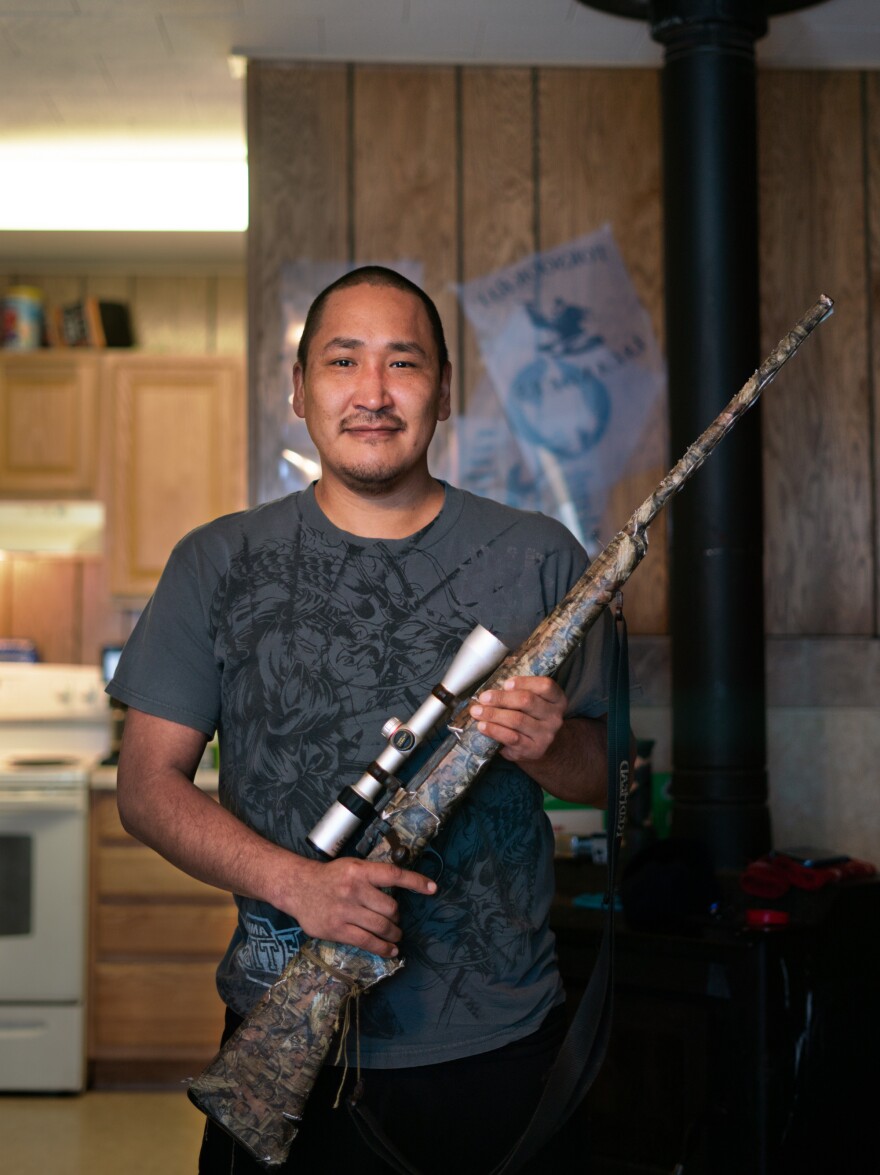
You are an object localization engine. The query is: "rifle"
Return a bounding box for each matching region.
[188,295,834,1166]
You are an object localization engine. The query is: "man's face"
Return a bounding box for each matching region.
[292,282,451,495]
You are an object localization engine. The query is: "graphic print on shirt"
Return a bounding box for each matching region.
[208,518,551,1021]
[235,912,305,987]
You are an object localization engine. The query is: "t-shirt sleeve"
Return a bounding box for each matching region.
[106,531,223,736]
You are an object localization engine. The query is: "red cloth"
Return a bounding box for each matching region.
[740,853,876,899]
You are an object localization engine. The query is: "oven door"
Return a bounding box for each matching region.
[0,786,88,1001]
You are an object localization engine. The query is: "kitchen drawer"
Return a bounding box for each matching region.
[88,787,238,1077]
[96,843,229,899]
[92,792,136,842]
[96,900,236,958]
[92,787,221,842]
[92,960,227,1055]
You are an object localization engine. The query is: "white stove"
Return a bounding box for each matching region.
[0,662,109,1092]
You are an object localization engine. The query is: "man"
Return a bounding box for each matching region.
[111,267,612,1173]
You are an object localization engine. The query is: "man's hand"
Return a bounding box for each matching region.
[469,676,566,763]
[118,708,437,960]
[469,677,610,807]
[284,857,437,959]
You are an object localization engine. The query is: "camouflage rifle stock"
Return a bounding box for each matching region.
[188,295,834,1166]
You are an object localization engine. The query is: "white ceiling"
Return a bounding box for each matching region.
[0,0,877,148]
[0,0,876,266]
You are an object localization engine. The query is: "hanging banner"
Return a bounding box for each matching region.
[453,224,666,549]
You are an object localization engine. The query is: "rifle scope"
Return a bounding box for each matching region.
[307,624,509,859]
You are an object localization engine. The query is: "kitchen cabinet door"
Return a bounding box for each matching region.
[0,352,100,496]
[106,355,245,597]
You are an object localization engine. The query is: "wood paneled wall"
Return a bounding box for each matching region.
[248,61,880,646]
[759,72,875,637]
[247,63,668,631]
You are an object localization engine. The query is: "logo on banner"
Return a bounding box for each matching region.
[452,225,666,544]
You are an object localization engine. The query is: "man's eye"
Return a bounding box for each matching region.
[331,358,354,367]
[390,360,414,368]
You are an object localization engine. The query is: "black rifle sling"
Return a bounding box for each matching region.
[347,604,630,1175]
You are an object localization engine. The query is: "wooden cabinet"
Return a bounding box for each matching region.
[88,788,238,1086]
[105,355,246,597]
[0,351,246,662]
[0,352,101,496]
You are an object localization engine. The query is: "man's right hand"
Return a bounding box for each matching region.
[117,708,436,959]
[283,856,437,958]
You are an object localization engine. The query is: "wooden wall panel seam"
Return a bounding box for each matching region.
[455,65,465,395]
[532,67,541,252]
[863,71,880,637]
[347,62,356,265]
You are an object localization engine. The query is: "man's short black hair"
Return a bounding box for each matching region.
[297,266,449,373]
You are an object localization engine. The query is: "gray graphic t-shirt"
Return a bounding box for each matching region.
[109,483,611,1068]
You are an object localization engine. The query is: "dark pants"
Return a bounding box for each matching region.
[197,1003,571,1174]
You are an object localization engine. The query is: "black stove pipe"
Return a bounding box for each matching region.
[576,1,828,867]
[650,0,771,868]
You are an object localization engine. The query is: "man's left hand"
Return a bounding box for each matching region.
[469,676,566,763]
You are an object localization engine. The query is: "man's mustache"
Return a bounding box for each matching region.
[341,410,406,430]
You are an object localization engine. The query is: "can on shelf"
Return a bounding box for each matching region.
[2,286,44,349]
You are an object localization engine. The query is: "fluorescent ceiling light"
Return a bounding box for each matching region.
[0,138,248,232]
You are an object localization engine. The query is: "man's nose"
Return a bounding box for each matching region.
[353,362,393,411]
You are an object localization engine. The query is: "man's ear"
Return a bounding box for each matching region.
[291,362,306,418]
[437,361,452,422]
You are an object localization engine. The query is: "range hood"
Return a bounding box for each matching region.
[0,500,105,555]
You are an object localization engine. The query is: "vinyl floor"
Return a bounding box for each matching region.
[1,1090,205,1175]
